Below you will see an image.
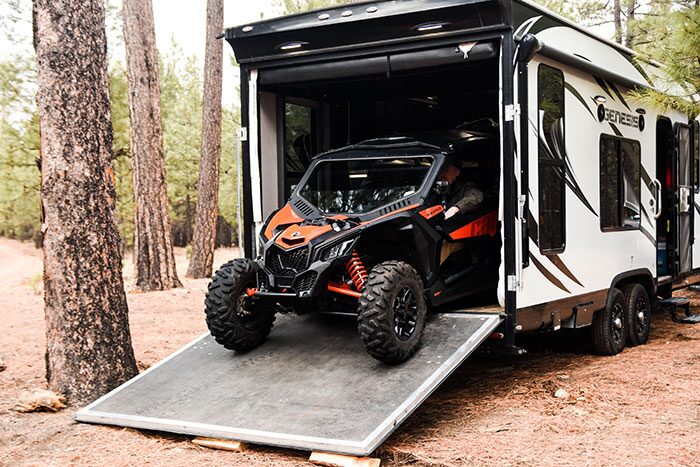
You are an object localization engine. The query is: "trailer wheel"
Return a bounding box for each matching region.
[205,259,275,352]
[591,288,627,356]
[624,283,651,346]
[357,261,427,364]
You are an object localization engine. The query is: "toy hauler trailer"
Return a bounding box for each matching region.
[77,0,700,456]
[230,0,699,346]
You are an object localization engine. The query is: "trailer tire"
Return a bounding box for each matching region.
[591,288,627,356]
[357,261,427,364]
[205,259,275,352]
[624,283,651,346]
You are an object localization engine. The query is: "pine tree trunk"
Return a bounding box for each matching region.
[187,0,224,279]
[33,0,138,405]
[613,0,623,44]
[625,0,636,48]
[123,0,181,290]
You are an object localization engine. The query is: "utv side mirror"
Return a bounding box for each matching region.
[434,180,449,195]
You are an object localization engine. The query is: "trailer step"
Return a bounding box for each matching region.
[657,297,700,324]
[76,312,502,456]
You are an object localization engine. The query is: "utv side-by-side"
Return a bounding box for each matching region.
[205,134,501,364]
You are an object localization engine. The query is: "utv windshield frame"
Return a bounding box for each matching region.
[291,145,446,221]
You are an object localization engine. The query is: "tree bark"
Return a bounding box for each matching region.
[625,0,636,48]
[33,0,138,405]
[123,0,181,290]
[187,0,224,278]
[613,0,623,44]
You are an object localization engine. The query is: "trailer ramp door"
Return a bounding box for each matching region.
[76,313,501,456]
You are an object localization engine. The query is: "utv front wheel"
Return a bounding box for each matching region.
[205,259,275,352]
[357,261,427,364]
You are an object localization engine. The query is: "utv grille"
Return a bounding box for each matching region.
[293,271,318,293]
[266,245,310,277]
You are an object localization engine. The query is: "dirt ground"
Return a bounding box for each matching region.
[0,237,698,466]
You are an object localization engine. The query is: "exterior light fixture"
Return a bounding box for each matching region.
[242,26,253,33]
[412,22,450,32]
[278,41,308,51]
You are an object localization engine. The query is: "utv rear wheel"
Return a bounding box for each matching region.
[624,283,651,346]
[591,288,627,356]
[205,259,275,352]
[357,261,427,364]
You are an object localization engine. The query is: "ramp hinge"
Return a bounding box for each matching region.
[505,104,520,122]
[507,275,519,292]
[237,127,248,142]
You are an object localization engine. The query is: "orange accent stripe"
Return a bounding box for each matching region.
[449,211,498,240]
[327,284,362,298]
[420,205,445,220]
[360,204,420,226]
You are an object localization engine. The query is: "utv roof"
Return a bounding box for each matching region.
[313,137,444,160]
[225,0,639,65]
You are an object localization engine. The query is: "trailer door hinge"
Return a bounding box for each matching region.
[507,275,519,292]
[237,127,248,142]
[505,104,520,122]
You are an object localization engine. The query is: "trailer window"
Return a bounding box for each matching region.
[600,135,641,231]
[537,64,566,253]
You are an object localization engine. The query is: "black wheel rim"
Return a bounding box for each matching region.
[634,295,649,336]
[393,286,418,341]
[235,280,263,331]
[611,302,625,343]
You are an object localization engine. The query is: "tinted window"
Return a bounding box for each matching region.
[538,64,566,253]
[600,135,641,231]
[284,102,315,198]
[299,157,434,214]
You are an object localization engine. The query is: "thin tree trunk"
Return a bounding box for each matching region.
[625,0,636,48]
[123,0,181,290]
[188,0,224,278]
[613,0,623,44]
[33,0,138,405]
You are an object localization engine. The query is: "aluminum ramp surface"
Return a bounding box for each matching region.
[76,312,502,456]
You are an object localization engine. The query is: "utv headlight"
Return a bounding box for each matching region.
[321,238,357,261]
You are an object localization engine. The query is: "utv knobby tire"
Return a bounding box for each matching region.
[624,283,651,346]
[591,288,627,356]
[205,259,275,352]
[357,261,427,364]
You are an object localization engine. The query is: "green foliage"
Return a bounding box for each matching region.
[631,2,700,117]
[0,57,41,241]
[276,0,350,14]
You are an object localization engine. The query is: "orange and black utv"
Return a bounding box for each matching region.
[205,135,501,364]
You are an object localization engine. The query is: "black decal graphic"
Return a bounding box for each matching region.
[546,254,583,287]
[640,226,657,247]
[530,254,571,293]
[594,77,615,101]
[528,209,539,245]
[606,81,631,110]
[537,116,599,217]
[609,123,623,137]
[565,82,596,120]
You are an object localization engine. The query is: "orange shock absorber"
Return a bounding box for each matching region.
[346,250,368,292]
